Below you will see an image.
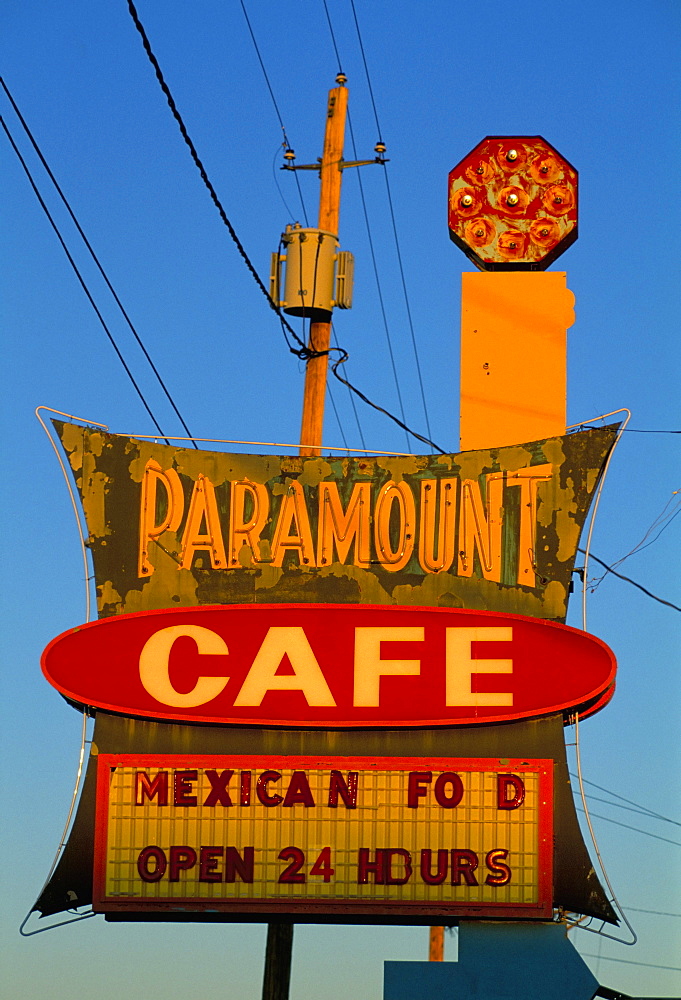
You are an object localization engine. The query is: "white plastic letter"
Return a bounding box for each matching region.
[446,627,513,706]
[234,627,336,707]
[139,625,229,707]
[354,627,423,707]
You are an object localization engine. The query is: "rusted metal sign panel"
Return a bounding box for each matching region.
[448,135,578,271]
[93,755,553,920]
[52,421,617,624]
[43,604,616,727]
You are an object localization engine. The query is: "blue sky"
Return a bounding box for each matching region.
[1,1,680,996]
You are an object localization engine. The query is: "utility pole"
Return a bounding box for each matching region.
[429,926,444,962]
[298,78,348,457]
[262,76,383,1000]
[263,79,348,1000]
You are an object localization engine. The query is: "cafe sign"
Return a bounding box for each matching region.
[43,604,616,727]
[30,421,620,926]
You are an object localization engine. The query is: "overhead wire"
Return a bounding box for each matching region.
[126,0,318,365]
[319,3,370,457]
[621,906,681,918]
[271,143,297,220]
[0,77,197,447]
[345,112,411,451]
[326,385,351,452]
[127,0,446,453]
[569,774,681,826]
[567,421,681,434]
[332,323,367,449]
[573,807,681,848]
[580,954,681,972]
[573,712,637,947]
[321,0,410,451]
[576,792,680,824]
[1,114,170,442]
[588,493,680,591]
[610,427,680,434]
[578,548,680,613]
[330,357,446,453]
[348,0,433,444]
[238,0,309,226]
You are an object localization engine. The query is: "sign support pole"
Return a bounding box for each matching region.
[429,926,444,962]
[299,80,348,457]
[261,923,294,1000]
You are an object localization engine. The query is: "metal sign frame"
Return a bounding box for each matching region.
[93,754,553,920]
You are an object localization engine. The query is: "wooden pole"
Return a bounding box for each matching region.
[261,923,294,1000]
[299,81,348,457]
[261,83,350,1000]
[429,926,444,962]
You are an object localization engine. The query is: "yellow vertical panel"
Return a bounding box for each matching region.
[460,272,574,451]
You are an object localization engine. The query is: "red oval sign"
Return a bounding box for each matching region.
[41,604,616,728]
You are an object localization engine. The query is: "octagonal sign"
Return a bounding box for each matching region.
[448,136,577,270]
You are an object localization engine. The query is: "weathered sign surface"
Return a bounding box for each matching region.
[53,421,618,623]
[31,422,620,926]
[448,135,578,271]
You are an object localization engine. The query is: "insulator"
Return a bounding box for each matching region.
[283,148,295,161]
[374,140,387,155]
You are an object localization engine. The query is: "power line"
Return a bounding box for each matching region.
[589,493,680,592]
[578,549,681,613]
[0,76,197,447]
[125,0,315,363]
[345,110,411,451]
[332,353,446,453]
[271,144,297,221]
[325,382,350,452]
[320,1,410,449]
[348,0,382,139]
[581,792,681,824]
[321,0,343,72]
[580,953,681,972]
[622,906,681,918]
[574,806,681,847]
[238,0,309,226]
[127,0,446,454]
[618,428,680,434]
[1,114,169,442]
[332,323,367,450]
[570,773,681,827]
[348,0,433,442]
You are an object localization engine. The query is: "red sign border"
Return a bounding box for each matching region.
[93,753,554,920]
[43,604,616,729]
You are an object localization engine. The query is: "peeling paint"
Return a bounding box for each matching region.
[298,458,333,487]
[53,420,618,623]
[97,579,123,616]
[376,454,422,482]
